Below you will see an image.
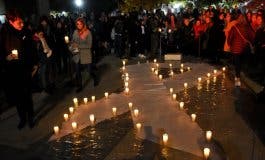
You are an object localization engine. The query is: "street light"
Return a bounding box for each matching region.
[75,0,83,7]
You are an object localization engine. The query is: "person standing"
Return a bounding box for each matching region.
[0,9,38,129]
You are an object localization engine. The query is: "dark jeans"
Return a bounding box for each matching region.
[233,54,242,78]
[75,63,92,87]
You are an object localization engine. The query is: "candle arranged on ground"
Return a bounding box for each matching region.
[89,114,95,124]
[163,133,168,144]
[172,94,177,100]
[169,88,173,94]
[214,69,217,74]
[122,66,125,71]
[71,122,77,130]
[133,109,139,117]
[184,83,188,88]
[155,70,158,75]
[222,67,226,72]
[69,107,74,114]
[169,63,172,68]
[151,67,155,72]
[203,148,210,159]
[64,36,69,43]
[198,77,202,83]
[125,82,129,87]
[191,114,196,122]
[112,107,117,116]
[122,60,126,66]
[125,87,129,94]
[159,75,163,80]
[206,131,212,141]
[104,92,109,98]
[125,73,129,77]
[125,76,129,81]
[181,63,184,68]
[91,96,95,102]
[180,68,184,73]
[179,102,184,110]
[63,114,69,121]
[156,63,159,68]
[73,98,78,107]
[11,49,18,59]
[54,126,59,135]
[213,76,217,83]
[207,73,211,78]
[128,102,133,109]
[136,123,142,131]
[154,59,157,63]
[170,70,174,76]
[187,67,191,71]
[83,98,88,104]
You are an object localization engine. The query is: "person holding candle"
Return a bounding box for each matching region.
[0,9,38,129]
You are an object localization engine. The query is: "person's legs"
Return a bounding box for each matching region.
[234,54,242,86]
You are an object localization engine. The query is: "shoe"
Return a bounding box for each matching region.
[17,121,26,130]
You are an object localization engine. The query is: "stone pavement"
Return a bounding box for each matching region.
[0,55,264,160]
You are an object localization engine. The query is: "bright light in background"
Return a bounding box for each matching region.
[75,0,83,7]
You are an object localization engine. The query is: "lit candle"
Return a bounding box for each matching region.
[213,76,217,83]
[69,107,74,114]
[180,68,184,73]
[222,67,226,72]
[206,131,212,141]
[207,73,211,78]
[54,126,59,134]
[71,122,77,130]
[163,133,168,144]
[125,87,129,94]
[187,67,191,71]
[154,59,157,63]
[155,70,158,75]
[83,97,88,104]
[136,123,142,131]
[156,63,159,68]
[133,109,139,117]
[125,76,129,81]
[184,82,188,88]
[172,94,177,100]
[64,36,69,43]
[122,60,126,66]
[151,67,155,72]
[89,114,95,124]
[104,92,109,98]
[128,102,133,109]
[91,96,95,102]
[170,70,174,76]
[169,63,172,67]
[125,82,129,87]
[169,88,173,94]
[159,75,163,80]
[11,49,18,59]
[181,63,184,68]
[63,114,69,121]
[191,114,196,122]
[158,28,162,32]
[125,73,129,77]
[213,69,217,74]
[122,66,125,71]
[179,102,184,110]
[198,77,202,83]
[73,98,78,107]
[207,79,210,84]
[112,107,117,116]
[203,148,210,159]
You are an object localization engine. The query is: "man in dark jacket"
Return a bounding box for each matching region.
[0,9,38,129]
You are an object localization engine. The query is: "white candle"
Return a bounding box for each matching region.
[180,68,184,73]
[155,70,158,75]
[11,49,18,58]
[222,67,226,72]
[125,73,129,77]
[179,102,184,110]
[156,63,159,68]
[72,122,77,130]
[169,63,172,67]
[125,82,129,87]
[91,96,96,102]
[138,61,140,65]
[213,76,217,83]
[146,60,149,64]
[63,114,69,121]
[83,98,88,104]
[154,59,157,63]
[73,98,78,107]
[172,94,177,100]
[112,107,117,116]
[54,126,59,134]
[187,67,191,71]
[122,60,126,66]
[122,66,126,71]
[89,114,95,124]
[158,28,162,32]
[198,77,202,83]
[136,123,142,131]
[104,92,109,98]
[64,36,69,43]
[206,131,212,141]
[203,148,210,159]
[128,102,133,109]
[181,63,184,68]
[169,88,173,94]
[184,83,188,88]
[125,87,129,94]
[159,75,163,80]
[214,69,217,74]
[170,70,174,76]
[207,79,210,84]
[207,73,211,78]
[151,67,155,72]
[69,107,74,114]
[133,109,139,117]
[191,114,196,122]
[163,133,168,144]
[125,76,129,81]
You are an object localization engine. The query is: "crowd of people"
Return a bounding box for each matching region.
[0,6,264,129]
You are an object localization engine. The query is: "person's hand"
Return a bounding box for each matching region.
[31,65,38,77]
[6,54,18,61]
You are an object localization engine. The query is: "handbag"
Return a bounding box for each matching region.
[234,26,255,54]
